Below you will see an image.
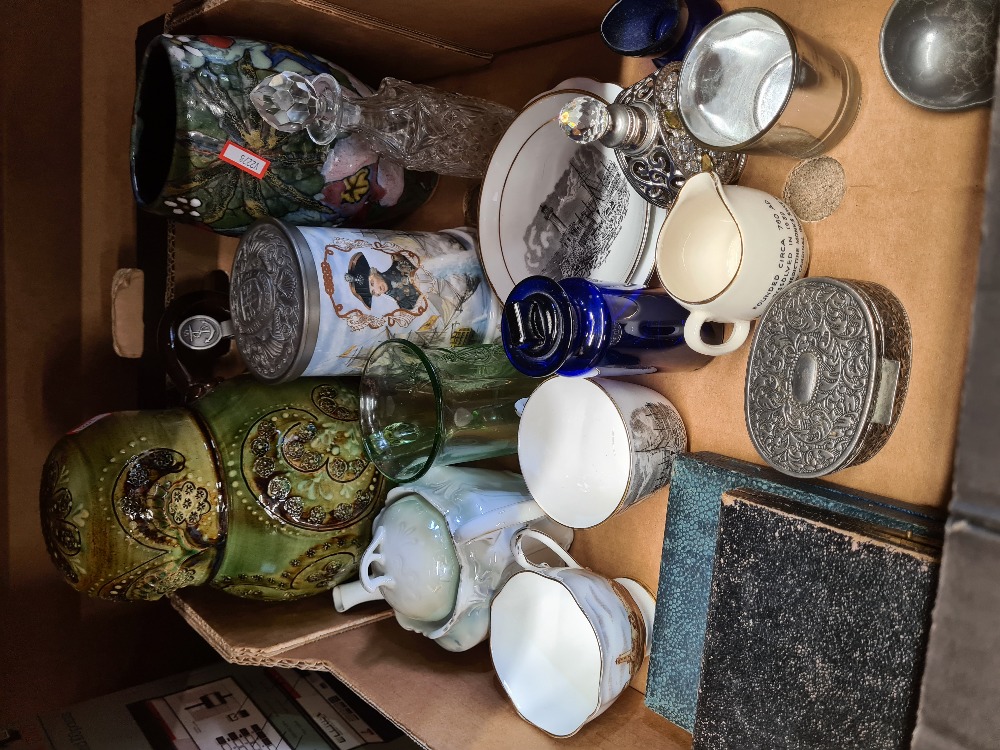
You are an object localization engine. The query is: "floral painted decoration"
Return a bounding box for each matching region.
[131,34,436,235]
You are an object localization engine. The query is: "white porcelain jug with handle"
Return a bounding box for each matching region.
[655,171,809,356]
[331,465,573,651]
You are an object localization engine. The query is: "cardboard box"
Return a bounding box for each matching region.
[1,0,991,745]
[156,0,993,745]
[165,0,615,84]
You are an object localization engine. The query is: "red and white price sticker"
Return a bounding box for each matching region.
[219,140,270,179]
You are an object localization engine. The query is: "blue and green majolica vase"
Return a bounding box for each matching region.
[130,34,437,235]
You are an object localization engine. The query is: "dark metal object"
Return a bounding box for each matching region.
[880,0,999,111]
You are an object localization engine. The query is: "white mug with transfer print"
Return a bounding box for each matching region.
[655,171,809,356]
[517,376,687,528]
[490,528,655,738]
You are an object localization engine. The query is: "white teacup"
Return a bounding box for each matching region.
[517,377,686,528]
[655,171,809,356]
[490,529,655,738]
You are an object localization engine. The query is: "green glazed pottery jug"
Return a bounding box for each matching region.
[39,376,390,601]
[130,34,437,235]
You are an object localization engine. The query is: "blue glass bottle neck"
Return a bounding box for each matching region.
[558,278,611,376]
[501,276,610,377]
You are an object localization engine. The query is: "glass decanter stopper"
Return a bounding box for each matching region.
[251,71,515,179]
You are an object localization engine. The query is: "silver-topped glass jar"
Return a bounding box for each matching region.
[745,277,911,478]
[557,62,746,209]
[229,219,502,382]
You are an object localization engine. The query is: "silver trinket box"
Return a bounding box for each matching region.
[745,277,912,478]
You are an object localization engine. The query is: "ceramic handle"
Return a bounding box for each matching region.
[683,311,750,356]
[514,528,579,571]
[359,525,394,592]
[451,496,547,544]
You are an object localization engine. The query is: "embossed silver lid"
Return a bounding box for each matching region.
[230,218,319,383]
[745,277,912,478]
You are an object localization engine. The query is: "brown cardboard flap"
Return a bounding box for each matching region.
[207,616,693,749]
[166,0,492,83]
[169,588,393,664]
[308,0,613,55]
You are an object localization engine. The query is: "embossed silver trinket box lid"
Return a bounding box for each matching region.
[745,277,912,478]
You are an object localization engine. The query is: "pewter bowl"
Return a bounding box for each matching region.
[879,0,999,111]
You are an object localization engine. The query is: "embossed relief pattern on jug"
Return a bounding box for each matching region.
[40,411,225,603]
[241,384,374,531]
[746,281,882,476]
[41,456,87,587]
[201,380,388,600]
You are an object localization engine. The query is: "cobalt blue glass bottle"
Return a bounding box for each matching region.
[501,276,720,378]
[600,0,723,67]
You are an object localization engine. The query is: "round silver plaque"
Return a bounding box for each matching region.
[229,219,316,384]
[744,277,912,478]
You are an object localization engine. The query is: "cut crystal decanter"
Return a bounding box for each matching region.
[251,71,515,179]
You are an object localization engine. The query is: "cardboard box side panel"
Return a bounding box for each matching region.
[170,587,394,659]
[912,521,1000,750]
[0,0,220,721]
[250,619,693,750]
[913,47,1000,748]
[168,0,612,58]
[308,0,613,54]
[0,0,9,608]
[166,0,493,83]
[949,35,1000,526]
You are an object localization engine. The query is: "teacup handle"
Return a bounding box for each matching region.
[359,525,394,592]
[683,311,750,356]
[514,528,580,571]
[451,496,547,544]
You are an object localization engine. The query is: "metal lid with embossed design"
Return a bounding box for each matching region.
[230,218,319,384]
[558,63,746,209]
[745,277,912,478]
